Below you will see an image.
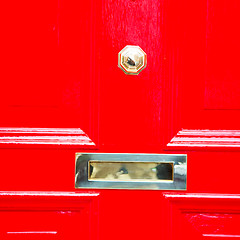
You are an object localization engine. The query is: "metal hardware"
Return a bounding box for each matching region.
[118,45,147,75]
[89,161,174,181]
[75,153,187,190]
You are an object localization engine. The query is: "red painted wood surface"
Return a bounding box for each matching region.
[0,192,99,240]
[0,0,240,239]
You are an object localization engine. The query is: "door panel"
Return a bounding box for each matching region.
[164,0,240,146]
[0,0,99,141]
[204,0,240,110]
[0,0,240,240]
[1,211,79,240]
[0,192,99,240]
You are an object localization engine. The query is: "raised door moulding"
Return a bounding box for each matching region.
[0,127,96,148]
[0,191,99,210]
[167,129,240,149]
[0,191,99,240]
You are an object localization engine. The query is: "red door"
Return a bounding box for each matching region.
[0,0,240,239]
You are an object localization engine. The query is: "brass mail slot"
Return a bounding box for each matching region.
[75,153,187,190]
[88,161,173,182]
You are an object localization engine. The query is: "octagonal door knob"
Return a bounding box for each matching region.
[118,45,147,75]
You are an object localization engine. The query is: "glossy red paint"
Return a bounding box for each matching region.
[0,192,99,240]
[0,0,240,239]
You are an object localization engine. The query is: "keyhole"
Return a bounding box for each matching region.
[127,57,136,66]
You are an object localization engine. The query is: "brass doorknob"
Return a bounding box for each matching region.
[118,45,147,75]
